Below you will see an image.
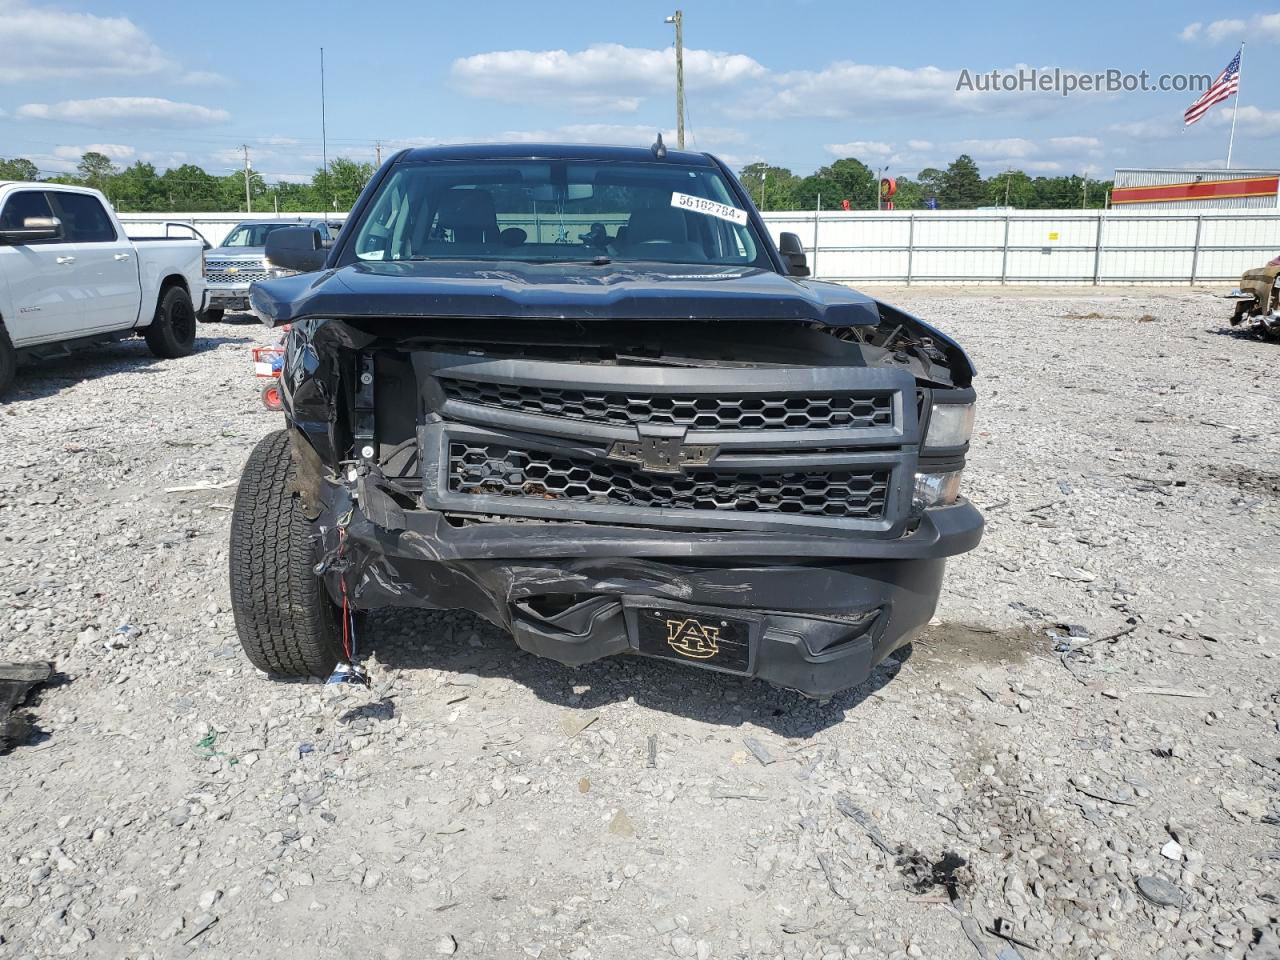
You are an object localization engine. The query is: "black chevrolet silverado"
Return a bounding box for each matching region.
[229,142,982,697]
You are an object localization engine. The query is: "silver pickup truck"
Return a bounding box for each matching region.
[201,218,338,322]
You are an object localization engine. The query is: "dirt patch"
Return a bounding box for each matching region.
[908,623,1043,671]
[1208,463,1280,498]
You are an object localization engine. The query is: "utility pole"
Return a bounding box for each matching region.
[665,11,685,149]
[320,47,330,201]
[242,144,252,213]
[375,140,383,165]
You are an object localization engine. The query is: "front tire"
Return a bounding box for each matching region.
[0,325,15,399]
[144,286,197,359]
[199,307,225,324]
[229,430,347,677]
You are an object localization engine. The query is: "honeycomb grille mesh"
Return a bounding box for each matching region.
[447,442,889,519]
[440,378,893,431]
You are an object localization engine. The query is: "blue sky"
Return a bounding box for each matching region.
[1,0,1276,184]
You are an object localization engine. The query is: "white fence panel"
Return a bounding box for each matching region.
[118,208,1280,285]
[762,209,1280,285]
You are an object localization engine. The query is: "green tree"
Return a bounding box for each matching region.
[312,157,375,211]
[815,157,877,209]
[160,164,223,211]
[0,157,40,181]
[986,170,1036,208]
[76,151,118,193]
[739,162,800,211]
[111,161,164,211]
[939,155,985,209]
[889,176,925,210]
[915,168,945,209]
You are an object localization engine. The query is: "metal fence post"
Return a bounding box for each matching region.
[1190,215,1203,285]
[905,214,915,285]
[812,200,821,279]
[1000,215,1011,283]
[1092,211,1104,285]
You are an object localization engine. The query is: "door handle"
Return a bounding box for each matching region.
[55,256,76,264]
[113,253,131,261]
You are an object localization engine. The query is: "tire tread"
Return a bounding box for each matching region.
[229,429,344,676]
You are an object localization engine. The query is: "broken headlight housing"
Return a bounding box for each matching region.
[913,469,964,509]
[914,400,975,509]
[924,402,976,450]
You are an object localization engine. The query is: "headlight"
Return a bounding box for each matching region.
[925,402,976,449]
[266,264,299,279]
[913,470,963,509]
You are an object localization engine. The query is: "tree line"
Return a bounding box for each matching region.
[739,154,1112,210]
[0,152,376,213]
[1,150,1111,213]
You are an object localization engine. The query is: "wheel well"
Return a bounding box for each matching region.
[159,274,189,301]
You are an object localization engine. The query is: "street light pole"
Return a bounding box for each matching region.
[242,144,252,213]
[665,11,685,149]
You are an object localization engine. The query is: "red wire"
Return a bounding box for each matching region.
[338,529,352,661]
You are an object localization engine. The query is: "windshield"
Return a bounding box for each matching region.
[346,159,769,268]
[222,223,294,248]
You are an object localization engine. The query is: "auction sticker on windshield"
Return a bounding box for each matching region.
[671,192,748,226]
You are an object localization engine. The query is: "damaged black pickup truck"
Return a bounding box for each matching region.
[229,142,982,697]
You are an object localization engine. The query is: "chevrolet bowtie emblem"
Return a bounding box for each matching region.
[607,436,717,474]
[665,617,721,659]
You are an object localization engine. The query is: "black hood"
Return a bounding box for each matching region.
[250,260,882,328]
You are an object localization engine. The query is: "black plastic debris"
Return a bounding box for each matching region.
[0,662,53,751]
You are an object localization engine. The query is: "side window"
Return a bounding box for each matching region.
[50,192,117,243]
[0,190,60,243]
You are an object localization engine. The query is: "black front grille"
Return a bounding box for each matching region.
[447,442,889,519]
[440,378,893,432]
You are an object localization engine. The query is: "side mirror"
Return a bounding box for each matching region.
[0,216,62,245]
[778,232,810,278]
[265,226,328,273]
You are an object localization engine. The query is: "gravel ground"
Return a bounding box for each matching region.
[1,294,1277,960]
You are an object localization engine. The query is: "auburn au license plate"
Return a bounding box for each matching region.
[629,604,756,675]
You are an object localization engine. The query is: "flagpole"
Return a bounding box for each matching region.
[1227,42,1244,169]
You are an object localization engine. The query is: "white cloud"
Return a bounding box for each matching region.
[759,61,966,118]
[0,0,221,84]
[951,137,1042,159]
[17,97,230,128]
[906,139,933,151]
[1047,136,1103,152]
[1207,104,1280,136]
[52,143,135,161]
[824,140,893,158]
[1180,13,1277,43]
[450,44,766,112]
[1108,117,1180,140]
[1207,18,1248,42]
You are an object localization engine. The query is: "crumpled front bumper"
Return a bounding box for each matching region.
[311,469,982,697]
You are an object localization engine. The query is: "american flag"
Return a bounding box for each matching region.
[1184,50,1241,126]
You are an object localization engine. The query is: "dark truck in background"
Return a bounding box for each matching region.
[229,142,982,698]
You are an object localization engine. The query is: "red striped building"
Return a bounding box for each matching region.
[1111,168,1280,209]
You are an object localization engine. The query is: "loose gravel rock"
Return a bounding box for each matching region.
[1,296,1277,959]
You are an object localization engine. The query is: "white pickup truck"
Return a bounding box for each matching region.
[0,181,207,397]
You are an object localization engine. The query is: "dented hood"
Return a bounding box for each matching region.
[250,260,881,327]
